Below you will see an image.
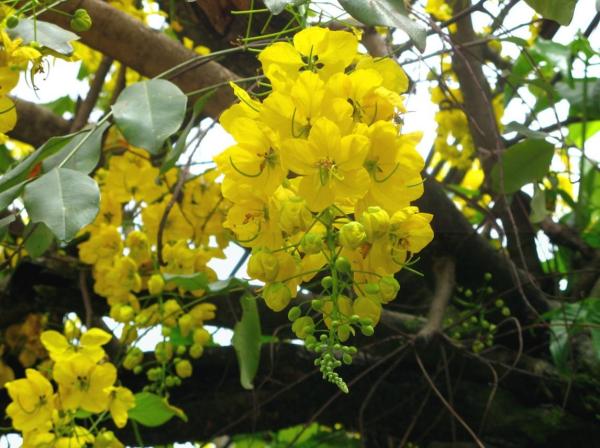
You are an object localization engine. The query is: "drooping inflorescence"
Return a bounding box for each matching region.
[216,27,434,391]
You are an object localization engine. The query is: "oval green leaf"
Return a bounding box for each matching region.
[112,79,187,155]
[232,294,262,390]
[338,0,426,52]
[23,168,99,241]
[491,139,554,194]
[128,392,188,427]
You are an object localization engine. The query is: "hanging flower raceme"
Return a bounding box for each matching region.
[215,26,434,392]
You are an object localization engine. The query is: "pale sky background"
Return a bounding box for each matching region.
[2,0,600,446]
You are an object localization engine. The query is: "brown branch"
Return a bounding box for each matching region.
[71,56,113,132]
[417,257,456,341]
[9,97,70,147]
[40,0,238,118]
[540,218,595,259]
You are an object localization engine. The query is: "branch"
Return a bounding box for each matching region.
[71,55,113,132]
[9,98,70,146]
[40,0,238,118]
[417,257,456,341]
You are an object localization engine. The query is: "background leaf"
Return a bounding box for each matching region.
[8,18,79,55]
[23,168,99,241]
[524,0,578,26]
[24,222,55,258]
[112,79,187,155]
[162,272,209,291]
[490,139,554,194]
[128,392,187,427]
[232,295,262,390]
[42,122,111,174]
[338,0,426,52]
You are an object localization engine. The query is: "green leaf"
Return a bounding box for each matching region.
[41,95,77,116]
[112,79,187,155]
[8,18,79,55]
[24,222,55,258]
[0,215,15,230]
[529,186,547,224]
[23,168,99,241]
[207,277,248,293]
[0,181,25,210]
[42,122,111,174]
[524,0,578,26]
[160,91,213,174]
[490,139,554,194]
[504,122,549,140]
[0,137,69,194]
[263,0,302,14]
[568,120,600,147]
[162,272,209,291]
[170,326,194,347]
[534,39,571,77]
[338,0,426,52]
[232,295,262,390]
[128,392,187,427]
[556,78,600,119]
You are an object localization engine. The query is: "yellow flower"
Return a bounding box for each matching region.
[281,117,370,211]
[53,354,116,412]
[78,224,123,266]
[259,27,358,89]
[107,386,135,428]
[5,369,55,433]
[142,200,193,244]
[0,95,17,135]
[41,328,112,362]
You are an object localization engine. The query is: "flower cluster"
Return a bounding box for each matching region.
[5,326,133,447]
[216,27,433,390]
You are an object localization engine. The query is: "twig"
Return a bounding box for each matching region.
[71,55,113,132]
[414,349,485,448]
[79,269,94,328]
[417,257,456,341]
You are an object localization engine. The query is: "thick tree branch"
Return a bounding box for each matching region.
[40,0,238,118]
[10,98,70,146]
[417,257,456,341]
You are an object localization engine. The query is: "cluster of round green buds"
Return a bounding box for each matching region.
[307,334,356,394]
[123,347,144,370]
[70,8,92,32]
[495,298,511,317]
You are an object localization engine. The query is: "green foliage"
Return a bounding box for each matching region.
[490,139,554,194]
[546,298,600,374]
[23,168,99,241]
[338,0,426,52]
[8,18,79,55]
[41,122,111,174]
[24,222,55,258]
[232,294,262,390]
[128,392,188,427]
[162,272,209,290]
[524,0,578,26]
[112,79,188,155]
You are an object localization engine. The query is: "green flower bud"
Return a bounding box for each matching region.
[287,306,302,321]
[334,256,351,273]
[379,276,400,303]
[360,325,375,336]
[338,221,366,249]
[364,282,380,295]
[300,232,324,254]
[321,276,333,290]
[6,16,19,29]
[311,299,324,311]
[292,316,314,339]
[359,206,390,241]
[123,347,143,370]
[279,196,313,234]
[155,341,173,363]
[262,282,292,312]
[70,9,92,32]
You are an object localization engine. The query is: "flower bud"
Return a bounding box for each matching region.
[189,343,204,359]
[262,282,292,312]
[338,221,366,249]
[287,306,302,322]
[292,316,314,339]
[175,359,193,378]
[379,276,400,303]
[300,232,323,254]
[70,8,92,32]
[193,327,210,345]
[123,347,143,370]
[155,341,173,363]
[190,303,217,325]
[359,206,390,241]
[247,250,279,282]
[148,274,165,295]
[178,313,193,337]
[279,196,313,234]
[353,296,382,326]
